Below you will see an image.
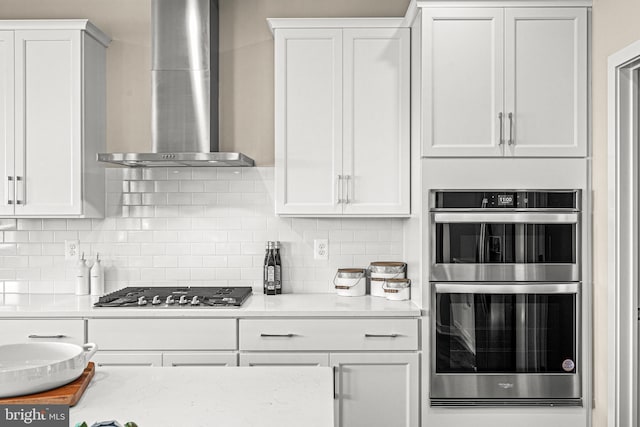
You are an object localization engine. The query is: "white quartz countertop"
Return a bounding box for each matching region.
[70,366,334,427]
[0,293,421,318]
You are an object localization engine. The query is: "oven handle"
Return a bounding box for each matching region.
[434,282,580,294]
[432,212,579,224]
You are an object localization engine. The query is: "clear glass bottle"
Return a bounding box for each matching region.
[274,241,282,294]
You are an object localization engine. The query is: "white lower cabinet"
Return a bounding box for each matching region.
[239,318,419,427]
[0,319,84,345]
[240,352,329,367]
[331,352,418,427]
[93,351,238,367]
[87,318,238,367]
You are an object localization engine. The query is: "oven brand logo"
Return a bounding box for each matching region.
[0,405,68,427]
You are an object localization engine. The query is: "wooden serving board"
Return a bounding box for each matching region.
[0,362,95,407]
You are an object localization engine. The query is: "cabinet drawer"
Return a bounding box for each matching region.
[88,318,237,351]
[0,319,84,345]
[239,318,418,351]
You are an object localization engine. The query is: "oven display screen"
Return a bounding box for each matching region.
[497,194,514,207]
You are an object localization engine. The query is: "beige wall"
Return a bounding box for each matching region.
[0,0,409,165]
[592,0,640,425]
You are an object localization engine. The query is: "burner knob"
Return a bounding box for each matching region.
[151,296,161,305]
[190,296,200,306]
[178,295,188,305]
[166,295,175,305]
[137,296,147,306]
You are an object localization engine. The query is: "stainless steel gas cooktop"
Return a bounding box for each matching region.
[93,287,252,308]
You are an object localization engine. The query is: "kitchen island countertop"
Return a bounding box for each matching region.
[0,293,421,318]
[70,366,334,427]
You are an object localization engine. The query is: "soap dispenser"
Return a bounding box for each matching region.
[90,253,104,296]
[75,253,90,296]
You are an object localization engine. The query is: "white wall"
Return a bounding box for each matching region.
[0,168,403,294]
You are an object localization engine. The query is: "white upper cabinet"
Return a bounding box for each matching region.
[422,7,587,157]
[0,21,109,217]
[272,20,410,216]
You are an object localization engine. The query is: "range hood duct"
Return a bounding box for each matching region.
[98,0,255,167]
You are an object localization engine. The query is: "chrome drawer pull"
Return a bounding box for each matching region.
[364,333,399,338]
[28,334,68,339]
[260,333,295,338]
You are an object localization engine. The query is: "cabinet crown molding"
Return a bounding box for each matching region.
[0,20,111,46]
[267,18,406,35]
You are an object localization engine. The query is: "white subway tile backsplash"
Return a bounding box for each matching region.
[155,181,180,193]
[0,219,17,231]
[0,167,404,294]
[18,219,43,230]
[0,244,17,256]
[167,168,192,180]
[180,180,205,193]
[17,244,42,256]
[167,192,192,205]
[143,168,168,181]
[4,231,29,243]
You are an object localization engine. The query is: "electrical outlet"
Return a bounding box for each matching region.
[65,240,80,261]
[314,239,329,260]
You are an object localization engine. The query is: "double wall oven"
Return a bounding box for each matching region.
[429,190,581,406]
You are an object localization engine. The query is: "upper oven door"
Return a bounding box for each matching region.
[431,211,580,282]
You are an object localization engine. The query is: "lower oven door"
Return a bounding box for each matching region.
[430,282,581,406]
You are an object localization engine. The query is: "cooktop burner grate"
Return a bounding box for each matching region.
[93,286,253,308]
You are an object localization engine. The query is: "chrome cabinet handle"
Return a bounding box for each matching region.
[344,175,351,204]
[364,333,399,338]
[333,366,338,399]
[260,333,295,338]
[337,175,343,204]
[28,334,68,339]
[6,176,13,204]
[498,112,504,145]
[16,176,27,205]
[508,112,514,146]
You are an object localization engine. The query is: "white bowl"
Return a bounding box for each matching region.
[0,342,97,398]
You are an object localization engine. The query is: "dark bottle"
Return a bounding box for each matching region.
[274,241,282,294]
[263,242,271,294]
[264,241,277,295]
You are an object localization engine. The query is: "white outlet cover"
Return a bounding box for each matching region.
[314,239,329,260]
[65,240,80,261]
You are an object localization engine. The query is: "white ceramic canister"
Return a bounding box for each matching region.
[383,278,411,301]
[369,261,407,280]
[334,268,366,297]
[370,277,387,298]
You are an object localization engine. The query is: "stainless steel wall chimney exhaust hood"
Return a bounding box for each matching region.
[98,0,255,167]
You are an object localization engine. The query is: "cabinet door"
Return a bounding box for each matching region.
[331,353,418,427]
[163,352,238,367]
[275,29,343,215]
[0,31,14,215]
[504,8,587,157]
[422,8,504,157]
[92,352,163,367]
[240,352,329,367]
[343,28,410,215]
[14,30,82,215]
